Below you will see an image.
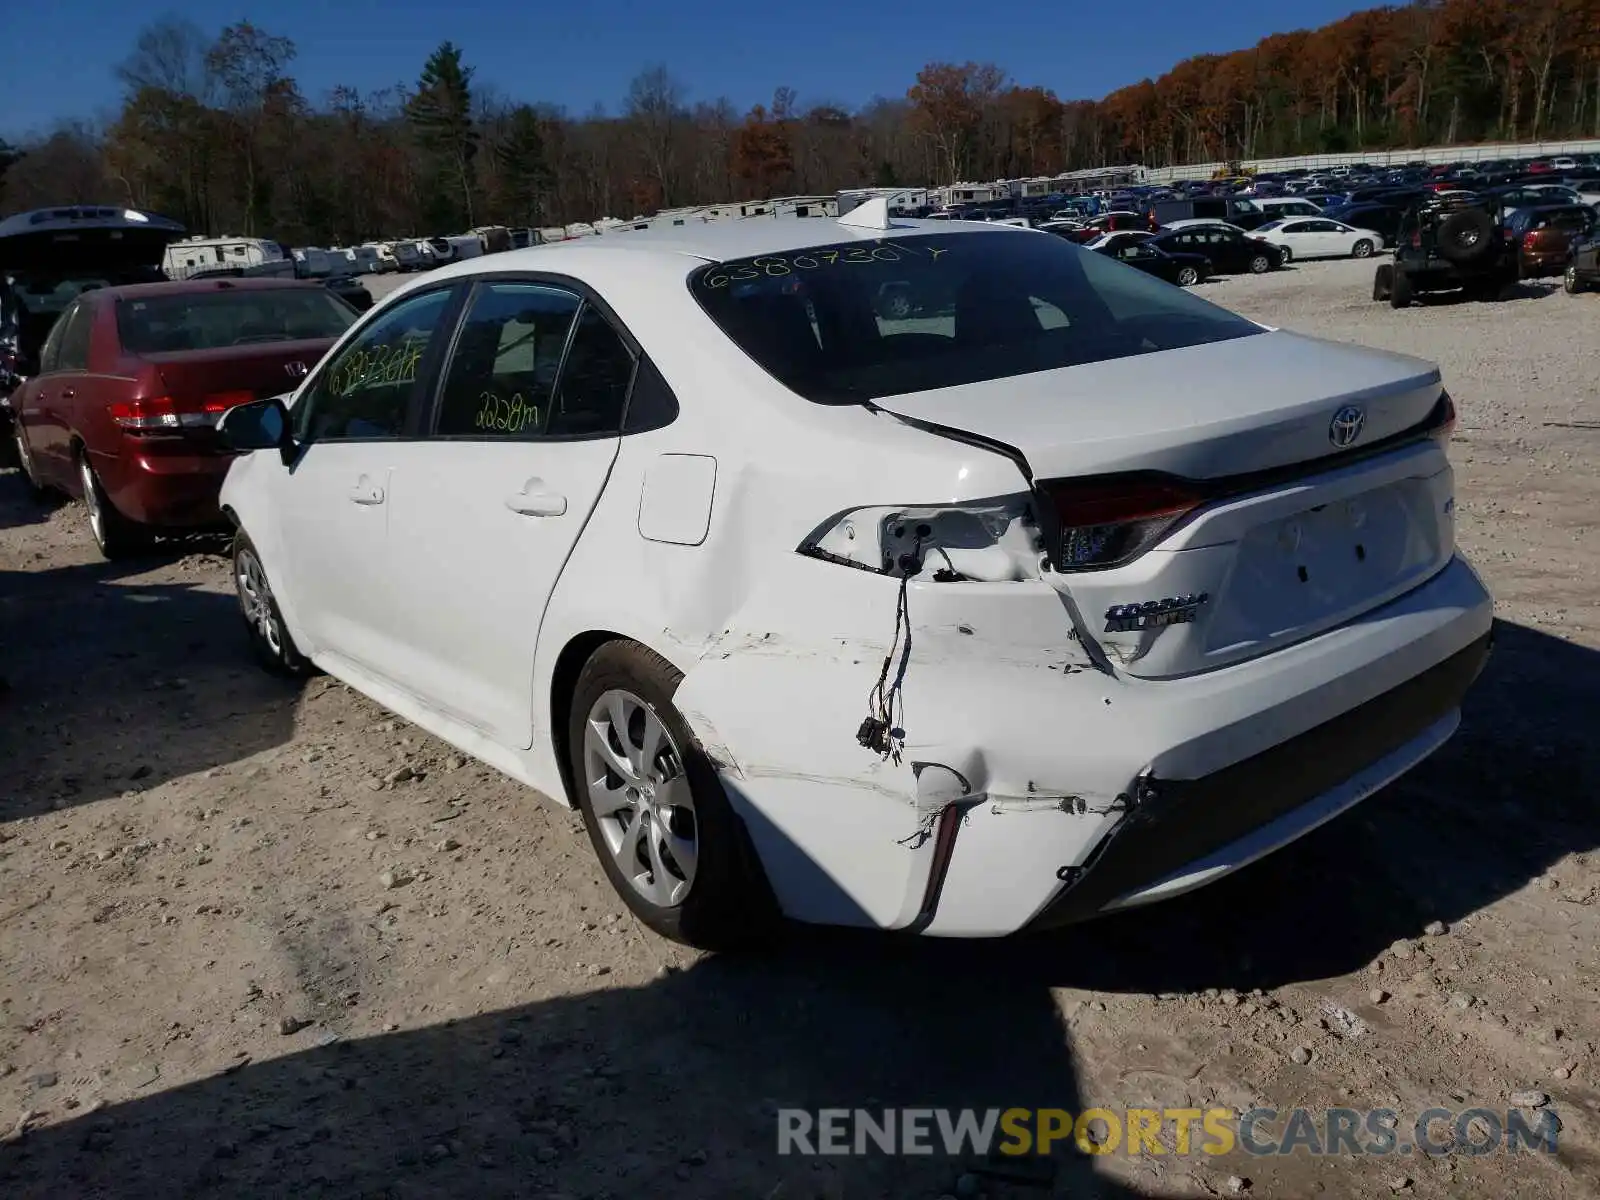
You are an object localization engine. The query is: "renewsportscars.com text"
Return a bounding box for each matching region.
[777,1106,1561,1157]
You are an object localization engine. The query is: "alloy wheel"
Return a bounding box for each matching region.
[583,688,698,908]
[78,457,104,545]
[235,548,284,656]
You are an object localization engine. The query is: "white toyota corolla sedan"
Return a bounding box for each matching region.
[216,199,1493,948]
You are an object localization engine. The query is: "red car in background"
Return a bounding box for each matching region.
[12,276,356,557]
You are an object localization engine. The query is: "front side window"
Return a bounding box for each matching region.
[116,287,356,354]
[293,287,453,442]
[690,232,1261,405]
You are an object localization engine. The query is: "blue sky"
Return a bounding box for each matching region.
[5,0,1371,141]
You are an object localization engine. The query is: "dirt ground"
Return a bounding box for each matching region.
[1,258,1597,1200]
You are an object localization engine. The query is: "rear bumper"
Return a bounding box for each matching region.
[682,551,1495,936]
[1024,628,1490,930]
[96,445,234,528]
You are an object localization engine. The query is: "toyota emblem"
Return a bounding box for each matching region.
[1329,404,1366,448]
[285,361,308,379]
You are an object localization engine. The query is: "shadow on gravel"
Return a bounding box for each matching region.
[0,466,57,530]
[0,950,1157,1200]
[1415,281,1561,306]
[0,554,302,821]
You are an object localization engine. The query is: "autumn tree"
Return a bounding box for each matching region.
[907,61,1008,183]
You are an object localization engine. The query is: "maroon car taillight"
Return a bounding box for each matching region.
[109,392,240,431]
[1040,476,1210,572]
[1523,232,1540,252]
[109,395,179,431]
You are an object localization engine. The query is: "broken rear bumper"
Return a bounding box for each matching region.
[678,552,1494,937]
[1021,628,1490,931]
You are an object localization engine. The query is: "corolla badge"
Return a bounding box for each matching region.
[1329,404,1366,448]
[1104,593,1210,634]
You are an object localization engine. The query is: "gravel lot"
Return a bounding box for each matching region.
[1,257,1596,1200]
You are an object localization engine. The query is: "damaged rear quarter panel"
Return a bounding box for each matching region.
[671,552,1123,930]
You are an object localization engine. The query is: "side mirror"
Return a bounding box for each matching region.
[218,396,294,465]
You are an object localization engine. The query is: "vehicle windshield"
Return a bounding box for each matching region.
[689,231,1262,405]
[116,288,358,353]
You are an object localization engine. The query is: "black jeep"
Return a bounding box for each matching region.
[1372,193,1519,308]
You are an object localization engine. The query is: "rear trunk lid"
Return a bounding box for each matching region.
[123,339,335,450]
[871,330,1442,481]
[0,207,185,274]
[876,330,1456,678]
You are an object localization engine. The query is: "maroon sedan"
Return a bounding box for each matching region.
[12,278,356,557]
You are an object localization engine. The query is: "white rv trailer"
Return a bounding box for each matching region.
[164,235,292,280]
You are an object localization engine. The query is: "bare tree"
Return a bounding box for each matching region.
[625,65,687,208]
[116,16,215,101]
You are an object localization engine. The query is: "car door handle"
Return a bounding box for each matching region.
[505,489,567,517]
[349,483,385,505]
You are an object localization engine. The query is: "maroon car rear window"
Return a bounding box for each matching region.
[116,289,356,354]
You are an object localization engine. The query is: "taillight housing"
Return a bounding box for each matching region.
[1428,390,1457,442]
[798,499,1044,582]
[109,392,244,431]
[108,395,179,431]
[1038,476,1209,572]
[1522,232,1539,252]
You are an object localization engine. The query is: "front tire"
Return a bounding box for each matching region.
[78,451,150,560]
[1277,245,1293,264]
[13,424,45,499]
[1565,264,1585,294]
[568,640,776,950]
[1352,239,1375,259]
[233,532,315,677]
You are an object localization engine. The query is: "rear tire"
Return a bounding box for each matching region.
[1372,264,1394,301]
[78,451,150,560]
[1248,253,1272,274]
[1389,270,1414,309]
[1176,266,1199,287]
[1565,264,1585,294]
[232,532,315,677]
[567,640,778,950]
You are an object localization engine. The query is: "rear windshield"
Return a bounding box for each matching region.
[116,287,356,354]
[689,231,1262,405]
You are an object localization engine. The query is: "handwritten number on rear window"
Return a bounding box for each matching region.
[701,243,939,288]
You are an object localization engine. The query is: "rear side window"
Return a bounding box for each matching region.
[434,283,581,437]
[54,301,94,371]
[1192,199,1227,220]
[116,288,356,354]
[690,231,1261,405]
